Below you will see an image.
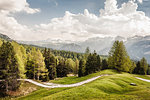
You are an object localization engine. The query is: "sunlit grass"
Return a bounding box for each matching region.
[50,69,118,84]
[16,70,150,100]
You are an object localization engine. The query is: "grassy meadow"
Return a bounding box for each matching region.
[4,70,148,100]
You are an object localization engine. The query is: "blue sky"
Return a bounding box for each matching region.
[14,0,150,26]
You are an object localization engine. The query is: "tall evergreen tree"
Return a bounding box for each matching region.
[0,42,20,92]
[85,47,90,59]
[102,59,108,70]
[85,51,100,75]
[43,48,57,80]
[12,42,27,78]
[26,48,47,80]
[56,57,68,77]
[78,59,86,77]
[108,41,132,72]
[147,66,150,75]
[140,57,148,75]
[96,55,101,71]
[74,58,79,75]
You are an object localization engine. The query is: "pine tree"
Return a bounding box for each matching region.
[26,48,48,80]
[147,66,150,75]
[12,42,27,78]
[78,59,86,77]
[102,59,108,70]
[96,55,101,71]
[140,57,148,75]
[56,57,68,77]
[85,47,90,59]
[85,51,100,75]
[43,48,56,80]
[133,61,140,74]
[85,53,93,75]
[129,61,136,73]
[108,41,132,72]
[74,58,79,75]
[26,56,34,79]
[0,42,20,92]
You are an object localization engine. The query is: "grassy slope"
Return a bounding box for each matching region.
[50,69,118,84]
[17,70,150,100]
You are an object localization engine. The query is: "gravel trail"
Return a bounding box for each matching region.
[19,74,109,88]
[135,77,150,82]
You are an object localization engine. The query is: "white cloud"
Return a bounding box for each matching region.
[0,0,150,41]
[0,0,40,14]
[34,0,150,41]
[0,0,40,40]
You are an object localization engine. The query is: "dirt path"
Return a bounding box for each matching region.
[19,74,109,88]
[135,77,150,82]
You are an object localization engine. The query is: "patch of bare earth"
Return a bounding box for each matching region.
[6,81,38,97]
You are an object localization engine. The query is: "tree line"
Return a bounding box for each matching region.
[78,41,150,77]
[0,40,81,94]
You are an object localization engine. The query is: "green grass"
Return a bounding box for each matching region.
[43,73,150,100]
[50,69,118,84]
[3,69,150,100]
[17,87,71,100]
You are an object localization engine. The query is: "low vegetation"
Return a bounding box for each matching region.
[50,69,117,84]
[17,70,150,100]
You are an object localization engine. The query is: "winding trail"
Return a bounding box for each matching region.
[19,74,109,88]
[135,77,150,82]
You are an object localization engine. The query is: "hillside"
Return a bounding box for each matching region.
[0,33,12,41]
[2,70,149,100]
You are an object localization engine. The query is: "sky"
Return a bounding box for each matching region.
[0,0,150,41]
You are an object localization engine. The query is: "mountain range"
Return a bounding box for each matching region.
[0,33,12,41]
[17,35,150,63]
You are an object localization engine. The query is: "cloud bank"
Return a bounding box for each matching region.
[0,0,40,40]
[36,0,150,41]
[0,0,150,41]
[0,0,40,14]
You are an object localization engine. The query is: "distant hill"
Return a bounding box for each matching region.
[18,35,150,63]
[0,33,12,41]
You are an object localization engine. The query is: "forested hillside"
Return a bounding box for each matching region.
[0,35,150,98]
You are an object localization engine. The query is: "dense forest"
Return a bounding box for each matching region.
[0,39,150,95]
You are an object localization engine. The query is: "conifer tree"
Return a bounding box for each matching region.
[96,55,101,71]
[108,41,132,72]
[140,57,148,75]
[85,51,100,75]
[12,42,27,78]
[26,48,47,80]
[43,48,57,80]
[85,47,90,59]
[78,59,86,77]
[102,59,108,70]
[0,42,20,92]
[147,66,150,75]
[56,57,68,77]
[74,58,79,75]
[133,61,141,74]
